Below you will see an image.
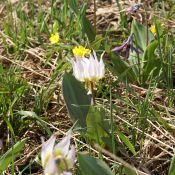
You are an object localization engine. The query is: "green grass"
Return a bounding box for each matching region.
[0,0,175,175]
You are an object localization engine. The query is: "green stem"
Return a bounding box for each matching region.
[90,82,96,105]
[145,3,149,46]
[137,52,141,85]
[115,0,125,27]
[110,87,115,154]
[110,86,116,174]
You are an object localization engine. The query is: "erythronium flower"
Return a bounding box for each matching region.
[127,3,142,14]
[112,34,142,59]
[49,32,60,44]
[68,51,105,94]
[41,132,75,175]
[151,25,156,35]
[72,45,91,58]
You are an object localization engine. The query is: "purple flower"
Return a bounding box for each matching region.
[127,3,142,14]
[112,34,142,59]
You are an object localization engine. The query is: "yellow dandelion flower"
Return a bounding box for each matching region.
[72,45,91,58]
[151,25,156,35]
[49,32,59,44]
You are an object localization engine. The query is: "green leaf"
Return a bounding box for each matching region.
[53,20,59,33]
[142,40,160,81]
[90,35,104,50]
[81,16,95,42]
[69,0,79,14]
[86,107,108,144]
[0,138,27,172]
[155,21,163,37]
[168,155,175,175]
[131,20,154,52]
[144,40,158,60]
[18,111,52,135]
[78,154,113,175]
[128,20,153,79]
[120,166,137,175]
[128,20,159,85]
[69,0,95,42]
[150,109,173,133]
[109,52,137,83]
[62,72,91,129]
[0,64,3,73]
[116,129,136,155]
[3,116,15,137]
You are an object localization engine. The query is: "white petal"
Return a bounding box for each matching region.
[99,58,105,78]
[80,58,90,81]
[76,59,85,81]
[92,50,97,60]
[66,146,76,168]
[88,54,97,80]
[41,135,56,168]
[44,154,58,175]
[54,132,71,157]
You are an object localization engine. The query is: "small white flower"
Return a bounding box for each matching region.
[41,132,75,175]
[68,51,105,84]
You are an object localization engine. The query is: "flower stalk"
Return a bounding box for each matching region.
[90,81,96,105]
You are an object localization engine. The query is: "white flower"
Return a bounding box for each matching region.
[41,132,75,175]
[68,51,105,84]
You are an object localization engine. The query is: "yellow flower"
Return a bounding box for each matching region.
[151,25,156,35]
[72,45,91,58]
[49,32,59,44]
